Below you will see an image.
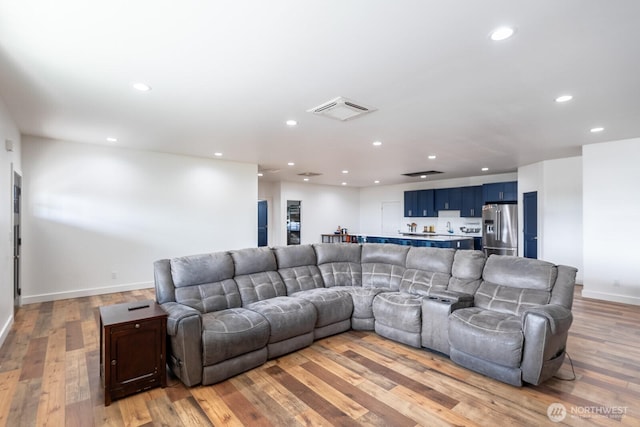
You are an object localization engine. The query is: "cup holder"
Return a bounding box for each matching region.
[440,299,451,303]
[428,296,438,300]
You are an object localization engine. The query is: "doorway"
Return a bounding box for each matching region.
[286,200,301,245]
[523,191,538,259]
[13,171,22,308]
[258,200,268,247]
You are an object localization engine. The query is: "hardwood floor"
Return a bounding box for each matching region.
[0,286,638,426]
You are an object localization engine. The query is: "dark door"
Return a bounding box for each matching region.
[13,172,21,308]
[258,200,268,247]
[523,191,538,259]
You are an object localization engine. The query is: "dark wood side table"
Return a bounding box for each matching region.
[99,300,167,406]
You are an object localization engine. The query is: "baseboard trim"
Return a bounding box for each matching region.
[21,281,154,305]
[0,313,15,350]
[581,289,640,306]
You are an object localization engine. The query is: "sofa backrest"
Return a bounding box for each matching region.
[361,243,410,291]
[313,243,362,287]
[155,252,241,313]
[273,244,324,294]
[399,247,455,296]
[475,255,558,315]
[447,250,486,294]
[231,247,287,305]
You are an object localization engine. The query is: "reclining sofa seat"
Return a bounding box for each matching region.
[153,252,270,386]
[273,245,354,339]
[372,246,456,348]
[448,255,578,386]
[231,247,318,360]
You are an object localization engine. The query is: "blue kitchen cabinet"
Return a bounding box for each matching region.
[417,189,435,217]
[435,188,462,212]
[461,186,483,217]
[405,189,434,217]
[404,191,418,217]
[482,181,518,203]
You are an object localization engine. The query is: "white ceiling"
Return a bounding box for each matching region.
[1,0,639,187]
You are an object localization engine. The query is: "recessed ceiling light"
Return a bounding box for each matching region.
[372,141,382,146]
[490,26,515,41]
[286,120,297,126]
[341,182,347,186]
[482,167,489,172]
[214,152,223,157]
[106,137,117,142]
[257,173,264,177]
[303,178,309,182]
[342,170,349,174]
[590,127,605,133]
[428,155,436,160]
[287,162,295,166]
[132,82,151,92]
[555,95,573,103]
[420,175,427,179]
[374,180,380,184]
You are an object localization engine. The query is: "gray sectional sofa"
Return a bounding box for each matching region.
[153,243,577,387]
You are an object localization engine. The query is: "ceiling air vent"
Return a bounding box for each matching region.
[307,97,376,121]
[402,170,444,177]
[298,172,322,177]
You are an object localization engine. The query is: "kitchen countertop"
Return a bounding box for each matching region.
[359,233,474,242]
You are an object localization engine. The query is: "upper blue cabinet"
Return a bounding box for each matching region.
[404,189,435,217]
[461,185,483,217]
[482,181,518,203]
[434,188,462,212]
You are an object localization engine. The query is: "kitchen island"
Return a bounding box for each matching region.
[356,233,474,249]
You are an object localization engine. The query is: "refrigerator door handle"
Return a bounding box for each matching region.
[496,210,501,241]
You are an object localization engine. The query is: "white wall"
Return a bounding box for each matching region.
[517,157,583,283]
[583,138,640,305]
[22,136,257,303]
[542,157,583,282]
[269,181,360,247]
[0,97,21,349]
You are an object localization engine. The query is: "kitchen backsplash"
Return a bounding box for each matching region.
[403,211,482,237]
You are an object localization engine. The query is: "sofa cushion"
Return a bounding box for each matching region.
[231,247,277,276]
[449,307,523,368]
[448,250,486,294]
[236,271,287,305]
[318,263,362,287]
[170,252,234,288]
[289,288,353,328]
[175,278,242,313]
[201,308,270,366]
[313,243,361,264]
[279,265,325,294]
[405,246,455,273]
[273,244,317,269]
[361,244,409,290]
[314,243,362,287]
[474,282,551,315]
[245,297,317,343]
[483,255,558,291]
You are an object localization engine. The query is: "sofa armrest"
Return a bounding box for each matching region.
[522,304,572,335]
[427,289,474,305]
[521,304,573,385]
[160,302,203,386]
[162,302,201,336]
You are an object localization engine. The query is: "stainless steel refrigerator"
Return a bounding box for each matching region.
[482,203,518,256]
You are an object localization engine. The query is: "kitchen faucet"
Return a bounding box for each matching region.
[446,221,453,233]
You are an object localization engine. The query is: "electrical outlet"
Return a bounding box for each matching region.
[111,271,117,280]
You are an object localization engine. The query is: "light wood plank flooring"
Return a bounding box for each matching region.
[0,286,638,426]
